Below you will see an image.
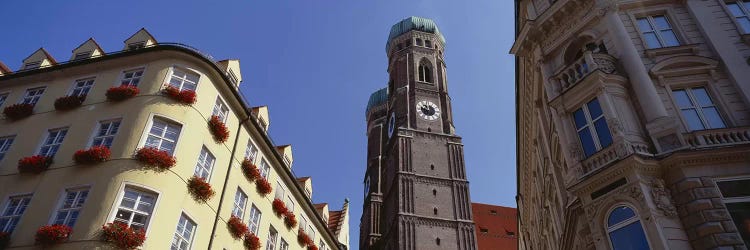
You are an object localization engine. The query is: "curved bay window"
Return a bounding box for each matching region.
[418,60,433,83]
[573,98,612,158]
[607,206,650,250]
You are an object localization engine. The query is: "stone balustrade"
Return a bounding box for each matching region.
[551,52,618,95]
[683,126,750,148]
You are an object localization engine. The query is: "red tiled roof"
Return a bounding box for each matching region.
[472,202,518,250]
[314,203,327,209]
[297,177,311,182]
[0,61,11,74]
[328,210,343,234]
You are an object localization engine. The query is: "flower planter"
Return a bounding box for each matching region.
[284,212,297,229]
[208,115,230,143]
[308,245,319,250]
[3,103,34,120]
[73,146,111,165]
[227,216,249,240]
[243,233,260,250]
[135,147,176,170]
[297,230,313,246]
[187,176,215,203]
[272,199,288,217]
[101,222,146,250]
[106,85,139,102]
[255,178,272,195]
[54,95,86,111]
[18,155,53,174]
[0,231,9,249]
[35,224,72,246]
[241,159,260,182]
[163,87,197,105]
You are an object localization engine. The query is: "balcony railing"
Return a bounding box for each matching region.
[683,126,750,148]
[552,52,618,94]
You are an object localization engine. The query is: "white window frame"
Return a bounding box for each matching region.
[166,67,200,91]
[106,183,161,236]
[248,204,262,234]
[279,238,289,250]
[20,87,45,105]
[141,115,183,155]
[300,216,308,233]
[266,226,278,250]
[259,159,271,180]
[634,14,681,49]
[724,0,750,34]
[118,67,146,87]
[193,146,215,180]
[232,188,248,219]
[50,187,90,227]
[573,98,611,158]
[171,212,197,250]
[0,135,15,162]
[90,119,122,148]
[39,127,69,157]
[320,240,327,250]
[715,176,750,204]
[671,87,727,131]
[307,225,316,241]
[245,140,258,163]
[73,51,92,60]
[23,61,41,70]
[0,194,33,233]
[212,96,230,123]
[69,77,96,97]
[605,205,651,250]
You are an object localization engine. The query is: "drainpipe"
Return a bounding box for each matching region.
[208,113,252,249]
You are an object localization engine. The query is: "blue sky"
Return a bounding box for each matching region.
[1,0,516,247]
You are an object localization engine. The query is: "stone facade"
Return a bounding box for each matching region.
[513,0,750,249]
[359,17,478,250]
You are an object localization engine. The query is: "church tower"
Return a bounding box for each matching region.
[360,17,478,250]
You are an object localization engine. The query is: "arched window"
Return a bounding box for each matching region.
[607,206,650,250]
[418,60,433,83]
[416,38,424,46]
[425,40,432,48]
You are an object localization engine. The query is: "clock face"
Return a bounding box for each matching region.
[416,100,441,121]
[388,112,396,138]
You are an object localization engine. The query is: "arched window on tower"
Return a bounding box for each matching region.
[418,59,433,83]
[425,40,432,48]
[416,38,424,47]
[607,206,651,250]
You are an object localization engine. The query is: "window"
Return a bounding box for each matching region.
[416,38,423,46]
[275,182,295,212]
[171,213,196,250]
[300,216,308,233]
[114,188,156,231]
[52,188,89,227]
[40,127,69,157]
[607,206,650,250]
[21,87,45,105]
[636,15,680,49]
[418,61,433,83]
[120,68,144,87]
[92,119,121,148]
[228,69,239,85]
[193,147,215,180]
[212,97,230,123]
[727,1,750,34]
[73,51,91,60]
[716,178,750,245]
[245,140,258,162]
[320,240,327,250]
[0,136,15,161]
[573,98,612,158]
[0,195,32,233]
[168,68,199,91]
[307,225,315,240]
[23,61,41,70]
[425,40,432,48]
[672,87,726,131]
[0,93,9,107]
[248,205,261,234]
[259,159,271,180]
[232,189,248,219]
[70,78,95,97]
[279,238,289,250]
[128,41,146,50]
[145,118,182,155]
[266,227,278,250]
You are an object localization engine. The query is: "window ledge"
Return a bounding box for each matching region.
[645,44,699,59]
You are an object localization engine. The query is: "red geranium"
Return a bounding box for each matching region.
[73,146,111,165]
[187,176,215,203]
[308,245,319,250]
[0,231,9,249]
[297,230,313,246]
[272,199,288,217]
[255,178,272,195]
[106,85,139,101]
[208,115,230,143]
[54,95,86,111]
[241,159,261,181]
[18,155,53,174]
[243,232,261,250]
[35,224,72,246]
[162,86,197,105]
[101,221,146,249]
[284,212,298,229]
[135,147,176,170]
[227,216,249,240]
[3,103,34,120]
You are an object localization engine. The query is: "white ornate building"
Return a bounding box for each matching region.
[512,0,750,249]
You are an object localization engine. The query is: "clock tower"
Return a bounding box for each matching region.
[360,17,478,250]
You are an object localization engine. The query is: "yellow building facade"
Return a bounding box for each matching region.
[0,29,349,250]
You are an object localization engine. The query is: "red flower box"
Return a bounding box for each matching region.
[243,232,261,250]
[35,224,72,246]
[135,147,176,170]
[162,86,197,105]
[255,178,272,195]
[54,95,86,111]
[272,199,288,217]
[101,222,146,249]
[18,155,53,174]
[106,85,139,101]
[308,245,319,250]
[284,212,298,229]
[208,115,230,143]
[3,103,34,120]
[227,216,249,240]
[187,176,215,203]
[73,146,111,165]
[0,231,9,249]
[241,159,261,182]
[297,230,313,246]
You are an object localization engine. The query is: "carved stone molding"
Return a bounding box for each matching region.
[648,178,677,217]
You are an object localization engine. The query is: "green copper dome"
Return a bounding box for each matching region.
[366,87,388,115]
[386,16,445,52]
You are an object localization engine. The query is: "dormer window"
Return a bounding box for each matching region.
[228,69,239,85]
[283,155,292,167]
[23,61,41,70]
[127,41,146,50]
[73,51,92,61]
